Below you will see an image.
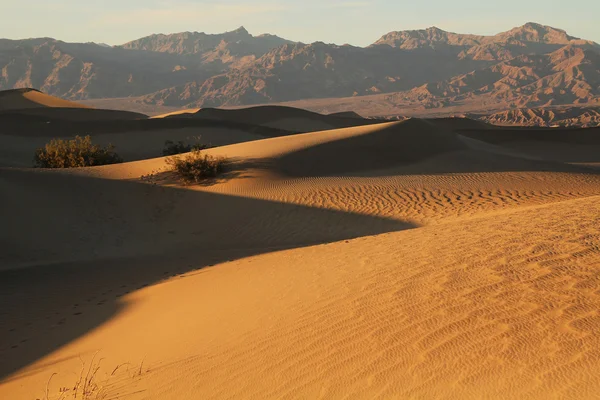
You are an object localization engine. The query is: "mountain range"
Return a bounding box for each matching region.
[1,23,599,115]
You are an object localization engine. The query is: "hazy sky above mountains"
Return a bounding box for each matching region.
[2,0,598,45]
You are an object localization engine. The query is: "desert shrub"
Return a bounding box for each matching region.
[166,150,226,183]
[162,139,208,156]
[34,135,122,168]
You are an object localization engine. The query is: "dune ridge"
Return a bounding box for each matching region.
[0,88,90,110]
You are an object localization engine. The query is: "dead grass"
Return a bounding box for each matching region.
[40,353,146,400]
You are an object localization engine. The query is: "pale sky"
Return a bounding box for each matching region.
[2,0,598,46]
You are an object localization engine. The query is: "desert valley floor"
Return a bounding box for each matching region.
[2,89,600,399]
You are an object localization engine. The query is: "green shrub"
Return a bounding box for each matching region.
[162,140,208,156]
[34,135,123,168]
[166,150,226,183]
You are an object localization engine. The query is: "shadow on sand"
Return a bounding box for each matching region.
[274,120,600,177]
[0,168,414,381]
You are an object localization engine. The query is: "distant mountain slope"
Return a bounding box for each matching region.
[0,38,201,99]
[404,45,600,108]
[0,28,294,100]
[1,23,599,110]
[120,26,292,56]
[138,41,487,108]
[473,106,600,127]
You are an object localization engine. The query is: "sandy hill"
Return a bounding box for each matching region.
[328,110,363,118]
[150,108,201,118]
[458,125,600,167]
[2,117,600,399]
[0,104,314,167]
[0,88,90,110]
[0,88,147,123]
[189,105,379,132]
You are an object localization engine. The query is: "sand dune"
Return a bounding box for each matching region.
[0,127,264,167]
[0,107,147,121]
[189,105,379,132]
[459,126,600,167]
[150,108,201,119]
[0,88,90,110]
[328,110,364,119]
[2,113,600,399]
[10,194,596,400]
[0,88,147,123]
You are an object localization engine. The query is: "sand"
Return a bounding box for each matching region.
[0,127,265,167]
[151,109,201,119]
[189,105,381,132]
[0,88,91,110]
[2,111,600,399]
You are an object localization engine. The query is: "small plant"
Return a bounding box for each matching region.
[34,135,122,168]
[166,150,226,184]
[162,139,208,156]
[40,353,147,400]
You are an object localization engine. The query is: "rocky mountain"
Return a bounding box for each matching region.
[119,26,293,69]
[0,38,210,99]
[0,27,294,100]
[375,22,599,61]
[1,23,599,111]
[473,106,600,127]
[372,26,483,51]
[139,41,486,108]
[402,45,600,108]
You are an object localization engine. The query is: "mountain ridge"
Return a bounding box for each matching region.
[1,23,599,111]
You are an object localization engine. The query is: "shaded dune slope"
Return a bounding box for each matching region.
[427,116,498,130]
[461,125,600,145]
[274,119,468,177]
[328,110,363,119]
[0,168,411,271]
[189,105,381,132]
[0,107,148,121]
[459,125,600,165]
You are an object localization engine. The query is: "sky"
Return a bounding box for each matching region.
[2,0,599,46]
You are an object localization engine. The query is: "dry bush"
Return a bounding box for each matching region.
[162,138,208,156]
[166,150,226,183]
[34,135,122,168]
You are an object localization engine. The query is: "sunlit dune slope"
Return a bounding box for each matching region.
[150,108,201,118]
[121,194,600,399]
[2,193,600,399]
[0,88,90,110]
